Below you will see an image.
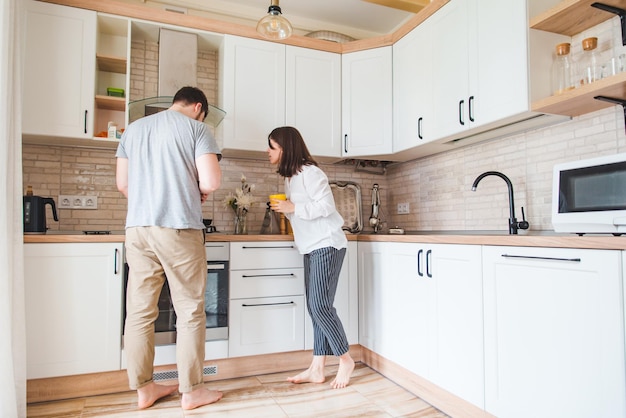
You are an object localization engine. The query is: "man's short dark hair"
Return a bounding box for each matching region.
[173,86,209,121]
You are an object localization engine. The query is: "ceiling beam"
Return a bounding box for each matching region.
[361,0,430,14]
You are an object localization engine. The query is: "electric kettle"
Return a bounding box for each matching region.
[23,195,58,234]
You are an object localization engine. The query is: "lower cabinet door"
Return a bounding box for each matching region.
[229,295,305,357]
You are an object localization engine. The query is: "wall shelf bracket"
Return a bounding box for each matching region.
[591,2,626,45]
[595,95,626,132]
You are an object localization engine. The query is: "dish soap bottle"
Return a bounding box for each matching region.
[551,43,575,95]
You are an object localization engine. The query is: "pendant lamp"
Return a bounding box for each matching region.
[256,0,293,40]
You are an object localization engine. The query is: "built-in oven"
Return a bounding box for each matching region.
[123,242,229,346]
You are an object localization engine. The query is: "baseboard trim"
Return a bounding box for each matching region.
[360,347,494,418]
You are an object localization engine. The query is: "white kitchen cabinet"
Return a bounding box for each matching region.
[430,0,529,140]
[342,47,393,158]
[286,46,341,159]
[393,16,436,152]
[24,243,123,379]
[358,241,484,408]
[229,241,305,357]
[305,242,358,349]
[388,242,484,408]
[483,246,626,418]
[23,0,96,139]
[219,35,285,155]
[357,242,385,352]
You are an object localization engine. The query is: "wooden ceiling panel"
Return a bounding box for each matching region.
[362,0,429,14]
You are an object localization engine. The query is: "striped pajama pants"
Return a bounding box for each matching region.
[303,246,349,356]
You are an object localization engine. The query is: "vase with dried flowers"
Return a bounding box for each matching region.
[223,174,255,234]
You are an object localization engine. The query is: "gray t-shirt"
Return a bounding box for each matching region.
[116,109,221,230]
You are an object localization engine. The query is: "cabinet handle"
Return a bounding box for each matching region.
[241,245,295,250]
[417,117,423,140]
[501,254,582,262]
[344,134,348,153]
[114,248,119,275]
[242,301,295,307]
[468,96,475,122]
[426,249,432,278]
[417,249,423,277]
[459,99,465,125]
[241,273,296,278]
[84,110,88,134]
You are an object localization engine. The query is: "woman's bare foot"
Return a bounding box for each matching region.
[137,382,179,409]
[181,387,223,410]
[330,354,355,389]
[286,367,326,384]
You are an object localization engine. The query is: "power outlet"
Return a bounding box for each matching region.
[397,202,410,214]
[59,195,98,210]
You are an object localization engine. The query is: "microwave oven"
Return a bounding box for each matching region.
[552,153,626,235]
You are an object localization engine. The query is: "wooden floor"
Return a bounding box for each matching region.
[26,363,450,417]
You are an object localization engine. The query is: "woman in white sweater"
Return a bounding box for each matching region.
[267,126,355,389]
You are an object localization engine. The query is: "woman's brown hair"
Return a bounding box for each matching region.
[268,126,318,177]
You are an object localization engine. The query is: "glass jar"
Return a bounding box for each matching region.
[580,37,600,86]
[551,43,575,95]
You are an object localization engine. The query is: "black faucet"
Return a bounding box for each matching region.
[471,171,529,235]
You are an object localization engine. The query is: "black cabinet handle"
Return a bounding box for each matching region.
[242,301,295,307]
[501,254,581,262]
[417,249,423,277]
[469,96,475,122]
[459,100,465,125]
[241,245,295,249]
[241,273,296,278]
[344,134,348,153]
[417,117,423,140]
[426,249,432,278]
[84,110,88,134]
[114,248,119,275]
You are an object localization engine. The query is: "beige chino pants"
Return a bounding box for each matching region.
[124,226,206,393]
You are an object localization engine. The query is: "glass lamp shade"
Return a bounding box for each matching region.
[256,6,293,40]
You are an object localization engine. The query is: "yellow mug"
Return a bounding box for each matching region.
[269,193,286,203]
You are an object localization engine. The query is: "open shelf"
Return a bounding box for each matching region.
[96,54,127,74]
[532,71,626,116]
[530,0,625,36]
[95,95,125,111]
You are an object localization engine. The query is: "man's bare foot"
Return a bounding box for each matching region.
[181,387,223,410]
[287,367,326,384]
[330,355,355,389]
[137,382,179,409]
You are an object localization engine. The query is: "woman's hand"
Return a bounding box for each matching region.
[270,199,295,214]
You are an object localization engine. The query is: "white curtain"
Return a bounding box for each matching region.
[0,0,26,416]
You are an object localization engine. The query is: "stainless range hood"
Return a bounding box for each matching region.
[128,97,226,127]
[128,28,225,127]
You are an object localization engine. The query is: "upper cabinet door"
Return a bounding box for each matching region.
[393,18,434,152]
[219,35,286,154]
[342,46,393,158]
[286,46,341,159]
[23,0,96,139]
[430,0,530,141]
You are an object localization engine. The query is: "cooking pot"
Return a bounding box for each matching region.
[23,195,58,234]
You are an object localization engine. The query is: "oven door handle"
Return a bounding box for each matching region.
[207,263,226,270]
[242,301,295,307]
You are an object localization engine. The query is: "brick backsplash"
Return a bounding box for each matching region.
[22,104,625,234]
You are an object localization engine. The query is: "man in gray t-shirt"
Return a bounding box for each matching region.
[116,87,223,410]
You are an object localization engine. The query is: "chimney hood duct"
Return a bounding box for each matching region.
[128,28,225,127]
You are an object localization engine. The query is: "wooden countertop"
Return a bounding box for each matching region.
[23,231,626,250]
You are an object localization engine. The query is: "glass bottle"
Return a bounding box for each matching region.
[551,43,575,95]
[580,37,600,86]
